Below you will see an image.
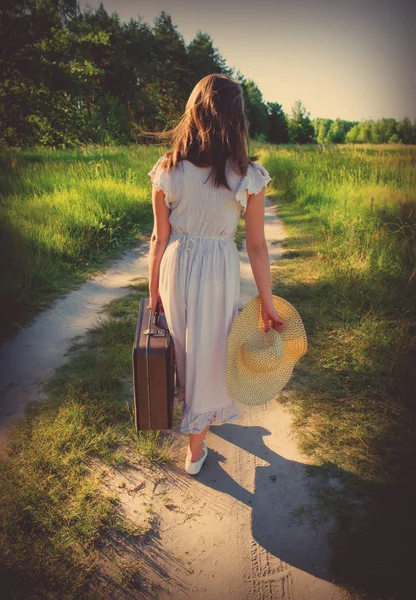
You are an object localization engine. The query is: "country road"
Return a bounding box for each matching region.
[0,196,354,599]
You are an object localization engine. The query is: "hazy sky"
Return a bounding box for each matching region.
[79,0,416,121]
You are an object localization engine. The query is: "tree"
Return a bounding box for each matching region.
[288,100,314,143]
[187,31,231,83]
[7,4,410,148]
[327,119,346,144]
[0,0,79,145]
[144,11,190,130]
[313,118,332,144]
[266,102,289,143]
[396,118,413,144]
[359,121,373,143]
[345,124,360,143]
[242,80,269,140]
[375,118,398,143]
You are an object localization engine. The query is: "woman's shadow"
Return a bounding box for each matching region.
[196,422,348,583]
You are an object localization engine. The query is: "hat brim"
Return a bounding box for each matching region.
[226,295,307,406]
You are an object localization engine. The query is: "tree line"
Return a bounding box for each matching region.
[1,1,415,148]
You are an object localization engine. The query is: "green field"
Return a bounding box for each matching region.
[1,143,415,599]
[0,146,159,341]
[0,145,249,343]
[263,143,416,599]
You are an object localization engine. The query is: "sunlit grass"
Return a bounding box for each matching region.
[265,144,415,480]
[265,144,416,600]
[0,279,178,599]
[1,141,415,599]
[0,143,261,342]
[0,144,168,342]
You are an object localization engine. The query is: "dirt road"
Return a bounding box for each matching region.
[0,197,352,599]
[0,243,150,449]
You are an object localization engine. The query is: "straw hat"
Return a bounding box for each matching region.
[226,295,308,406]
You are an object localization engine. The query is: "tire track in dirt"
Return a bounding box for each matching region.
[243,405,295,600]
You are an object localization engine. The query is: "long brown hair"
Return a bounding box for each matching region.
[142,74,259,189]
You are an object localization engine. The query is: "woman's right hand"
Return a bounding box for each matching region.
[148,290,164,314]
[261,302,285,333]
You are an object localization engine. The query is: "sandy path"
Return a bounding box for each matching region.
[0,198,352,599]
[0,243,150,449]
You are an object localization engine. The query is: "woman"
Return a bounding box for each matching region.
[147,74,285,474]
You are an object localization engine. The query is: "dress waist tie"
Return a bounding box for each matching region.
[170,231,235,252]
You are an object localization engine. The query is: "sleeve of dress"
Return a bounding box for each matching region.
[235,162,272,216]
[147,156,170,208]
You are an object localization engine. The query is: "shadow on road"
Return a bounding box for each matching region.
[197,422,340,582]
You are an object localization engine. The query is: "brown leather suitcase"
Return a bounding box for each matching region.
[131,297,175,430]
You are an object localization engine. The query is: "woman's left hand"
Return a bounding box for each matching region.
[261,303,285,333]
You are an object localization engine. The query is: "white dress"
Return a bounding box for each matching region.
[148,155,272,433]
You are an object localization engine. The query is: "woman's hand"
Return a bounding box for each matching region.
[261,302,285,333]
[148,290,164,313]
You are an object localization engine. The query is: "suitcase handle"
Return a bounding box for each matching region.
[144,307,167,337]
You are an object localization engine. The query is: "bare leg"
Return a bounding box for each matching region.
[187,425,210,462]
[177,386,185,407]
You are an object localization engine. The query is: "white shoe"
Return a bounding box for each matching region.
[185,442,208,475]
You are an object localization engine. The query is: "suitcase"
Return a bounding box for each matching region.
[131,297,175,430]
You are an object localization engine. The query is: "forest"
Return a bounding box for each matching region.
[1,0,416,148]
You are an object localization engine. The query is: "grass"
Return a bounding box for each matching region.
[2,141,415,599]
[0,277,178,599]
[0,141,262,596]
[234,216,246,250]
[0,145,160,343]
[264,144,416,600]
[0,143,254,344]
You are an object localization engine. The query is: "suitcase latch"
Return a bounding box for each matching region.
[144,327,166,337]
[144,308,167,337]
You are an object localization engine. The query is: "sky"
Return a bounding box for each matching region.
[79,0,416,122]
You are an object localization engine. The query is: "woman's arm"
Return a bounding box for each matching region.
[244,188,285,332]
[148,187,171,312]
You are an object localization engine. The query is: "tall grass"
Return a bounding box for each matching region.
[0,143,251,343]
[0,279,175,599]
[269,144,415,285]
[264,144,416,599]
[2,142,414,598]
[0,145,165,342]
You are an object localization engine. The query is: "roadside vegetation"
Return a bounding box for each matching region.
[0,278,179,599]
[0,145,157,342]
[265,144,416,600]
[0,144,248,344]
[1,142,414,599]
